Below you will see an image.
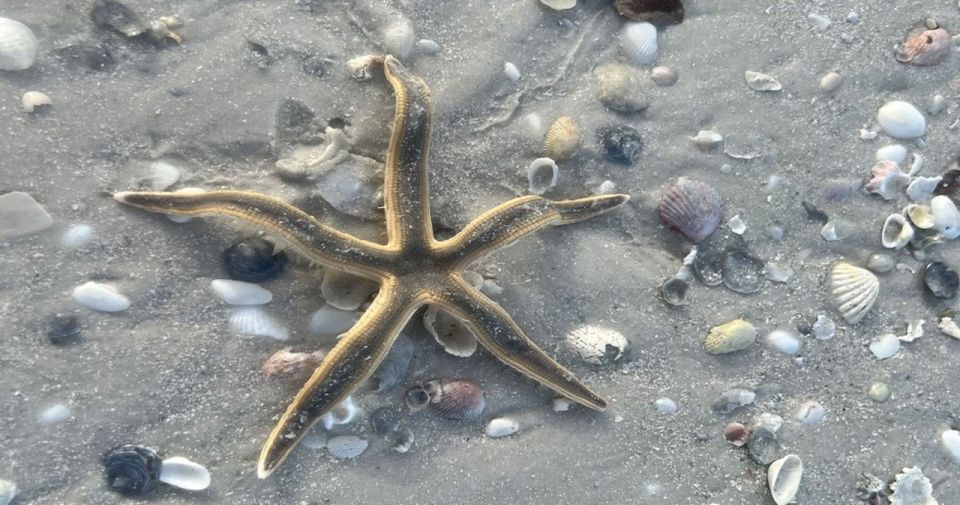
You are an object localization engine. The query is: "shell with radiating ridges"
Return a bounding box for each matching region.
[705,319,757,354]
[407,378,486,421]
[542,116,581,161]
[228,307,289,340]
[830,262,879,324]
[565,325,628,364]
[0,17,38,71]
[659,177,723,242]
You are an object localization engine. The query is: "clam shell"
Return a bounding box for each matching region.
[931,195,960,239]
[209,279,272,305]
[877,100,926,139]
[896,28,952,66]
[72,281,131,312]
[620,22,658,65]
[745,70,782,91]
[768,454,803,505]
[158,456,210,491]
[795,400,825,425]
[227,307,289,340]
[326,435,368,459]
[704,319,757,354]
[423,306,477,357]
[540,0,576,9]
[723,422,749,447]
[527,157,559,195]
[881,213,914,249]
[542,117,581,161]
[659,177,723,243]
[320,269,378,311]
[906,176,940,203]
[486,417,520,438]
[830,262,879,324]
[875,144,907,164]
[409,379,486,421]
[690,130,723,151]
[0,17,38,71]
[565,324,628,364]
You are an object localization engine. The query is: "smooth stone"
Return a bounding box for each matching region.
[209,279,273,305]
[795,400,825,425]
[594,63,653,112]
[0,192,53,240]
[416,39,441,55]
[654,397,677,413]
[869,333,900,359]
[72,282,131,312]
[650,66,677,86]
[766,330,801,355]
[866,253,895,273]
[62,224,94,249]
[867,382,890,402]
[486,418,520,438]
[928,95,947,115]
[326,435,368,459]
[819,72,843,93]
[39,404,71,424]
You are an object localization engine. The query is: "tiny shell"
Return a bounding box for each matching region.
[228,307,289,340]
[795,400,825,424]
[308,304,357,335]
[209,279,272,305]
[72,282,131,312]
[659,177,723,243]
[890,467,935,505]
[261,348,324,381]
[543,116,581,161]
[705,319,757,354]
[727,215,746,235]
[485,417,519,438]
[565,324,628,364]
[320,269,378,311]
[503,61,521,82]
[650,65,678,86]
[620,22,658,65]
[158,456,210,491]
[877,101,926,140]
[21,91,52,113]
[423,306,477,357]
[690,130,723,152]
[723,422,749,447]
[326,435,368,459]
[765,330,800,355]
[899,319,924,342]
[527,157,558,195]
[931,195,960,239]
[811,315,836,340]
[939,317,960,339]
[0,17,38,71]
[830,262,879,324]
[412,378,486,421]
[881,213,914,249]
[896,28,952,66]
[869,333,900,359]
[654,397,677,413]
[768,454,803,505]
[941,430,960,465]
[39,403,72,424]
[745,71,782,91]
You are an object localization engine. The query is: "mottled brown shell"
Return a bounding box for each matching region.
[261,348,324,381]
[614,0,684,25]
[896,28,952,66]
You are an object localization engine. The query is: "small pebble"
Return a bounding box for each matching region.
[795,400,825,425]
[21,91,52,113]
[727,215,746,235]
[594,63,653,112]
[811,315,836,340]
[654,397,677,413]
[416,39,441,55]
[867,382,890,402]
[929,95,947,116]
[326,435,368,459]
[819,72,843,93]
[39,403,72,424]
[503,62,521,83]
[866,253,895,273]
[845,11,859,24]
[552,397,572,412]
[486,417,520,438]
[839,33,854,44]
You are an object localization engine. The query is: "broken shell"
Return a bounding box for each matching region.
[723,422,750,447]
[0,17,39,71]
[906,204,935,229]
[322,396,359,430]
[768,454,803,505]
[881,213,915,249]
[899,319,925,342]
[157,456,210,491]
[614,0,684,24]
[21,91,52,113]
[690,130,723,152]
[745,70,782,91]
[931,195,960,239]
[705,319,757,355]
[896,28,952,66]
[906,176,940,202]
[941,429,960,465]
[485,417,520,438]
[939,317,960,339]
[103,445,162,495]
[261,348,324,381]
[411,378,486,421]
[830,262,879,324]
[565,325,628,365]
[877,100,926,140]
[320,269,378,311]
[209,279,272,305]
[865,160,910,200]
[527,157,559,195]
[346,54,383,81]
[621,22,658,65]
[72,281,131,312]
[227,307,289,340]
[890,467,935,505]
[543,116,581,161]
[712,387,756,414]
[326,435,368,459]
[423,306,477,357]
[659,177,723,243]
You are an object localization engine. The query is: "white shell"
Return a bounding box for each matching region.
[768,454,803,505]
[326,435,368,459]
[308,304,357,335]
[812,315,836,340]
[745,70,782,91]
[0,480,16,505]
[416,39,441,55]
[727,215,747,235]
[39,403,71,424]
[565,324,627,364]
[830,263,879,324]
[320,269,378,311]
[621,22,658,65]
[485,417,520,438]
[21,91,51,112]
[939,317,960,340]
[62,224,94,249]
[503,61,521,83]
[794,400,825,424]
[907,177,941,203]
[209,279,272,305]
[818,72,843,93]
[907,153,924,176]
[875,145,907,164]
[322,396,359,430]
[941,430,960,466]
[877,101,926,139]
[870,333,900,359]
[146,161,181,191]
[0,18,38,71]
[228,307,289,340]
[158,456,211,491]
[765,330,801,355]
[527,157,558,195]
[423,306,477,357]
[881,213,914,249]
[552,397,572,412]
[72,281,131,312]
[890,467,936,505]
[539,0,576,9]
[690,130,723,151]
[755,413,783,433]
[930,195,960,239]
[899,320,924,342]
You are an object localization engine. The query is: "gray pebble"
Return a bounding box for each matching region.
[845,11,859,24]
[866,253,895,273]
[594,63,653,112]
[929,95,947,116]
[746,427,781,465]
[819,72,843,93]
[868,382,890,402]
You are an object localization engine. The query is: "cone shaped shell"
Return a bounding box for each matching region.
[659,177,722,242]
[830,262,879,324]
[543,116,581,161]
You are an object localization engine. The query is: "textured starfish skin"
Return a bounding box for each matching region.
[115,55,629,478]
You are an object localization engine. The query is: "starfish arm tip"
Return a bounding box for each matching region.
[113,191,135,204]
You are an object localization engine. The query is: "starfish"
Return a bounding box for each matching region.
[114,55,629,478]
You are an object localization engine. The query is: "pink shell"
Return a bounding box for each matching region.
[423,378,486,421]
[864,160,901,193]
[659,177,722,242]
[896,28,952,66]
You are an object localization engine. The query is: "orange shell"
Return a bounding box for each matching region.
[896,28,952,66]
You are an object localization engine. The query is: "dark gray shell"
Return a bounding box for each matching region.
[102,444,162,495]
[222,237,287,283]
[659,177,722,243]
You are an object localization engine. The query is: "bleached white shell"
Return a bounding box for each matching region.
[228,307,289,340]
[727,215,747,235]
[62,224,94,249]
[941,430,960,465]
[768,454,803,505]
[939,317,960,340]
[322,396,359,430]
[72,282,131,312]
[906,176,941,203]
[539,0,576,9]
[881,213,914,249]
[210,279,272,305]
[890,467,937,505]
[812,315,836,340]
[690,130,723,151]
[930,195,960,239]
[308,304,357,335]
[870,333,900,359]
[830,263,879,324]
[527,157,558,195]
[146,161,181,191]
[416,39,441,55]
[745,71,782,91]
[326,435,368,459]
[0,479,17,505]
[320,269,378,311]
[485,417,520,438]
[765,330,801,355]
[423,306,477,357]
[876,145,907,164]
[621,22,658,65]
[0,18,38,71]
[565,325,627,364]
[795,400,825,425]
[21,91,51,112]
[503,61,521,82]
[877,101,926,139]
[899,320,924,342]
[158,456,211,491]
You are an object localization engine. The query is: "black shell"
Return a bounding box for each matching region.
[222,237,287,283]
[923,261,959,299]
[598,126,643,165]
[102,444,162,495]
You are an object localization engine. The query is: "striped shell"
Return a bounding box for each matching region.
[704,319,757,354]
[542,116,581,161]
[412,379,486,421]
[659,177,723,242]
[830,262,879,324]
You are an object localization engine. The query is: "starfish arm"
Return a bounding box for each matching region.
[430,274,607,410]
[382,55,435,250]
[114,190,390,277]
[437,194,629,267]
[257,278,420,478]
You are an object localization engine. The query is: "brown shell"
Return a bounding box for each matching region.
[542,116,581,161]
[896,28,952,66]
[658,177,722,242]
[261,348,324,381]
[614,0,684,25]
[421,378,486,421]
[724,422,750,447]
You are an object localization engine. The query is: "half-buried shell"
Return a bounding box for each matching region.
[830,262,879,324]
[659,177,722,243]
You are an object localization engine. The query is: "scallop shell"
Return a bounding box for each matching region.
[704,319,757,354]
[659,177,723,243]
[881,213,914,249]
[768,454,803,505]
[307,303,357,335]
[896,28,952,66]
[527,157,559,195]
[877,101,926,140]
[542,117,581,161]
[0,17,38,71]
[407,378,486,421]
[620,22,658,65]
[210,279,273,305]
[158,456,210,491]
[320,269,378,311]
[565,325,628,365]
[227,307,289,340]
[423,306,477,357]
[830,262,879,324]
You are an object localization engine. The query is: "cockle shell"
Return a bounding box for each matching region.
[830,262,879,324]
[307,304,357,335]
[621,22,658,65]
[405,378,485,421]
[881,213,914,249]
[896,28,952,66]
[705,319,757,354]
[423,306,477,357]
[543,116,581,161]
[659,177,723,243]
[565,325,628,364]
[890,467,937,505]
[877,101,926,140]
[768,454,803,505]
[0,17,38,71]
[227,307,289,340]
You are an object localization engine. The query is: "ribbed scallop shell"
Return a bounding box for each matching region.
[421,379,486,421]
[704,319,756,354]
[830,262,879,324]
[542,116,581,161]
[228,307,289,340]
[659,177,722,242]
